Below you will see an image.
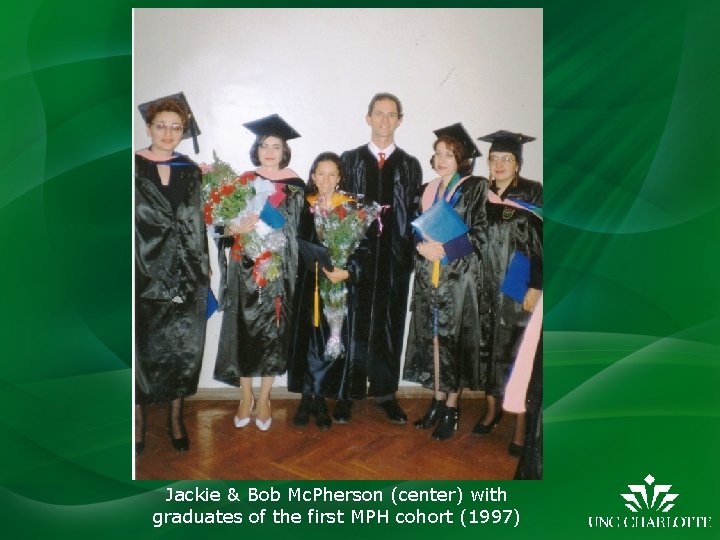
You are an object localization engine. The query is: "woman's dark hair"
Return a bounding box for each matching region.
[306,152,345,194]
[249,134,292,168]
[430,135,475,177]
[144,98,189,127]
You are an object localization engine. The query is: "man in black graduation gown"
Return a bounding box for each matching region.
[338,93,423,424]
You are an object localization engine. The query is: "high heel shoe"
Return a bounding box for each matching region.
[508,442,524,457]
[414,398,446,429]
[135,405,146,455]
[472,409,503,435]
[255,400,272,431]
[431,407,460,441]
[166,419,189,452]
[234,396,255,428]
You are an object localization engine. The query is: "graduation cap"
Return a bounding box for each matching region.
[137,91,201,154]
[243,114,301,141]
[433,122,481,159]
[477,130,536,161]
[297,238,334,271]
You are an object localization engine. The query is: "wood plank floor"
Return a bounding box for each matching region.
[135,396,520,480]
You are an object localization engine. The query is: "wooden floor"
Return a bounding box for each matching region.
[135,396,520,480]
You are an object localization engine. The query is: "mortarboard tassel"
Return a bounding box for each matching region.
[189,113,199,154]
[313,261,320,327]
[275,296,282,328]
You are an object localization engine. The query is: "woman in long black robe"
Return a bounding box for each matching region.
[135,96,209,453]
[473,198,542,452]
[213,116,304,432]
[287,153,367,430]
[403,126,488,440]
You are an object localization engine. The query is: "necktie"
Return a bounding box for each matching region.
[378,152,386,169]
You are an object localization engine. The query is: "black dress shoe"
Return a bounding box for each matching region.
[379,399,407,424]
[292,394,313,427]
[414,398,446,429]
[472,409,503,435]
[167,421,189,452]
[431,407,460,440]
[333,399,353,423]
[508,442,524,457]
[314,396,332,431]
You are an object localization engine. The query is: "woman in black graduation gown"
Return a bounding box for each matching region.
[287,152,360,430]
[473,130,542,457]
[403,124,488,440]
[135,94,209,453]
[478,130,543,207]
[213,115,305,432]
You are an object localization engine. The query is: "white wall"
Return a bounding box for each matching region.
[134,8,543,390]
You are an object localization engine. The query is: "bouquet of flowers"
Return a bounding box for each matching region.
[312,192,385,359]
[203,155,287,300]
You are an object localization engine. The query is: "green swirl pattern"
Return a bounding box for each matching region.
[1,1,718,538]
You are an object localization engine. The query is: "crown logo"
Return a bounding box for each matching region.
[621,474,678,513]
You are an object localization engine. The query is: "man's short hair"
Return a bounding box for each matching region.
[367,92,403,119]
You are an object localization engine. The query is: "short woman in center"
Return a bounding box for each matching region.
[403,123,488,440]
[287,152,359,430]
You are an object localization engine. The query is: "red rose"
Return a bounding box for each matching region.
[221,183,235,196]
[210,190,221,203]
[239,172,255,185]
[334,205,347,220]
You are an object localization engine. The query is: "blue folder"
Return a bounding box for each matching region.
[259,200,286,229]
[206,288,219,319]
[411,198,468,243]
[500,250,530,303]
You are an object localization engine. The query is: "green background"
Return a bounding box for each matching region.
[1,0,718,537]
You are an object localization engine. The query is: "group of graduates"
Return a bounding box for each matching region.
[135,91,542,479]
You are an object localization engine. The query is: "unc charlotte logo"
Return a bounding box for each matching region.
[621,474,678,513]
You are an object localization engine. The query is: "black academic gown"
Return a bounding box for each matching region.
[340,145,422,398]
[491,176,543,207]
[134,153,209,404]
[213,173,305,383]
[515,332,543,480]
[403,177,489,394]
[287,199,362,399]
[483,201,543,397]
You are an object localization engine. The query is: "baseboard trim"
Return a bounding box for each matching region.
[189,387,486,401]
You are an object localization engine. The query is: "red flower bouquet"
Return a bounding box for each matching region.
[312,192,385,359]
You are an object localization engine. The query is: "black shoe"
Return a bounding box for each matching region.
[432,407,460,440]
[314,396,332,431]
[167,420,189,452]
[508,442,524,457]
[292,394,313,427]
[135,404,146,455]
[333,399,353,423]
[379,398,407,424]
[472,409,503,435]
[414,398,446,429]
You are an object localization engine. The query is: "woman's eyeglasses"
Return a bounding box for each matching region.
[151,122,184,133]
[488,155,515,163]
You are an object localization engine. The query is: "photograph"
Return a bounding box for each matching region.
[132,8,543,480]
